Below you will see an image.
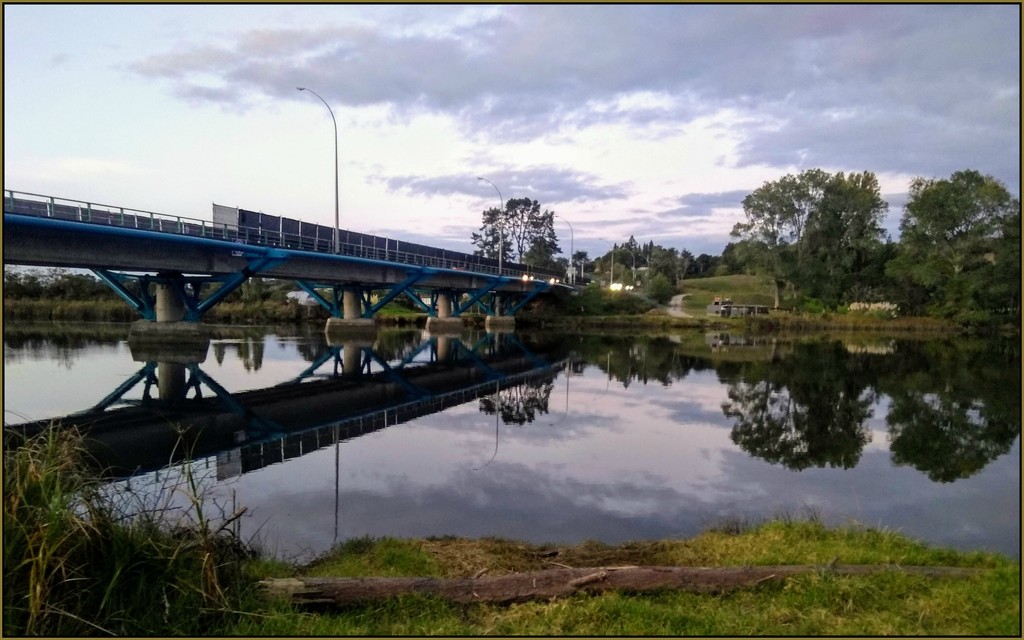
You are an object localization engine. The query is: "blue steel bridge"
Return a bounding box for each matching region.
[3,190,569,329]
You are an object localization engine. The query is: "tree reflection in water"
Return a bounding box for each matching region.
[882,339,1021,482]
[565,332,1019,481]
[714,337,1019,480]
[722,341,874,470]
[478,380,555,426]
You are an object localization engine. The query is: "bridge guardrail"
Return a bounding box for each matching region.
[4,190,567,283]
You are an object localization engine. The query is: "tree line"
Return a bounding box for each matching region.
[728,168,1019,322]
[470,168,1019,321]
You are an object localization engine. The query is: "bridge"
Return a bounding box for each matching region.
[3,191,570,335]
[4,330,570,480]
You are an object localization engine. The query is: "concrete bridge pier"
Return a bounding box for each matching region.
[158,362,188,403]
[325,287,376,337]
[128,277,210,342]
[342,341,364,378]
[425,290,463,332]
[156,283,186,322]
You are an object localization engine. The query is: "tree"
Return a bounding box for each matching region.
[886,170,1020,318]
[797,171,888,306]
[471,198,560,265]
[731,176,800,307]
[647,273,675,304]
[470,206,513,261]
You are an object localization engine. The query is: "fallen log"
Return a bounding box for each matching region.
[259,564,982,606]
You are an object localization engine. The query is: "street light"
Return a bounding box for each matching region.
[297,87,340,254]
[553,213,574,284]
[476,177,504,276]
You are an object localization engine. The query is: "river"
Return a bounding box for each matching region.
[3,322,1019,562]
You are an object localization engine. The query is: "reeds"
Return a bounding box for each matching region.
[3,426,254,636]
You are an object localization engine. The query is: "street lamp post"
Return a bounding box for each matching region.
[476,177,504,276]
[553,213,574,284]
[297,87,339,254]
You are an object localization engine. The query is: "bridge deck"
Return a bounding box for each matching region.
[3,190,564,283]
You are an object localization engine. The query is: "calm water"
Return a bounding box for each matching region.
[3,323,1019,562]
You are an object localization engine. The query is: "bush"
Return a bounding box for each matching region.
[3,427,255,636]
[647,273,675,304]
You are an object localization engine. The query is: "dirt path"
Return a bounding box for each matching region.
[667,293,690,317]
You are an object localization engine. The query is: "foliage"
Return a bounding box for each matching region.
[730,169,888,309]
[560,283,658,316]
[3,268,117,301]
[647,272,675,304]
[471,198,560,268]
[3,427,256,636]
[886,170,1020,320]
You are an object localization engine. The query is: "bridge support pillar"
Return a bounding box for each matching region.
[343,289,361,320]
[325,287,376,336]
[426,291,463,332]
[158,362,188,403]
[342,342,363,379]
[156,283,186,322]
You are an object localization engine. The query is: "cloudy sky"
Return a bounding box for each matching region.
[4,4,1019,257]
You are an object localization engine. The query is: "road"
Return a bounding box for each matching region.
[667,293,691,317]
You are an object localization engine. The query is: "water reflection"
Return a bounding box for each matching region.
[7,330,570,480]
[3,325,1018,559]
[883,340,1021,482]
[721,341,875,471]
[561,333,1019,482]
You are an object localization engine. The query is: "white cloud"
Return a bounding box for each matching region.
[3,4,1018,257]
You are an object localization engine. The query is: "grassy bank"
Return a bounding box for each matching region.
[243,527,1019,636]
[3,428,1019,636]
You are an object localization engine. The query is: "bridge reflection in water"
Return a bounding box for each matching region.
[8,331,571,481]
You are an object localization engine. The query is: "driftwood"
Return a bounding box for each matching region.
[259,564,982,606]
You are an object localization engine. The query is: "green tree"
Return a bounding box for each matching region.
[647,272,675,304]
[470,206,513,261]
[471,198,560,265]
[886,170,1020,318]
[798,171,888,306]
[731,176,800,306]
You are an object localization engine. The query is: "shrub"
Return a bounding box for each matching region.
[647,273,675,304]
[3,427,255,636]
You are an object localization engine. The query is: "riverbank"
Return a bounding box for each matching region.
[244,525,1019,636]
[4,430,1019,636]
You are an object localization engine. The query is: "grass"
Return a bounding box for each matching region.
[2,426,258,636]
[236,521,1019,636]
[680,274,777,312]
[5,428,1018,636]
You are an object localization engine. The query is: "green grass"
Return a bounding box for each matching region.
[680,274,778,312]
[235,521,1019,636]
[3,426,257,636]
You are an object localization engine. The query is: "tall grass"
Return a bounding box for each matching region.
[2,426,255,636]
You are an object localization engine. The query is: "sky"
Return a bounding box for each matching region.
[3,4,1020,259]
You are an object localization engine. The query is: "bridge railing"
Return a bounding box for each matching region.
[4,190,566,282]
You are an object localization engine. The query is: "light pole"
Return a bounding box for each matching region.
[297,87,339,254]
[553,213,574,284]
[476,177,504,276]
